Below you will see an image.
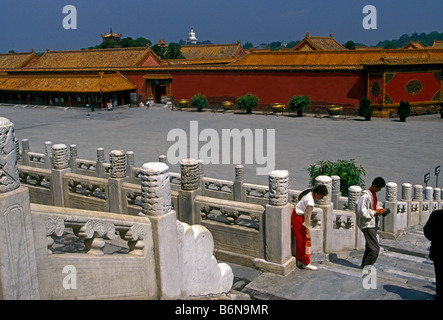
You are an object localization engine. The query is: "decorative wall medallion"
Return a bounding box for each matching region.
[385,73,395,84]
[405,79,423,95]
[371,81,380,97]
[384,94,393,105]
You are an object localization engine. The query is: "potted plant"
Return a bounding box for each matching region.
[397,100,411,122]
[190,93,208,112]
[236,93,259,114]
[358,97,373,121]
[288,95,311,117]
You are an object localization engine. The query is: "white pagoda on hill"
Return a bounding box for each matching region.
[186,27,198,44]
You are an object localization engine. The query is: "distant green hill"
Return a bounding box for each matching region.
[375,31,443,49]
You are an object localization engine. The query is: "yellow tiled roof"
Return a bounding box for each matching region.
[232,49,443,68]
[0,72,136,93]
[433,40,443,48]
[294,33,347,51]
[179,42,246,60]
[403,41,425,49]
[164,57,239,66]
[29,47,161,69]
[0,51,39,70]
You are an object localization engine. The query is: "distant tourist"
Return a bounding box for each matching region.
[424,209,443,300]
[355,177,387,269]
[292,185,328,271]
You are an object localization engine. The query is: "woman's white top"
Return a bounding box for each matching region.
[295,192,315,215]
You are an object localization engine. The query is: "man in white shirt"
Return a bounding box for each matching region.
[355,177,387,269]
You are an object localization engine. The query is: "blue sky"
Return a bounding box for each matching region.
[1,0,442,53]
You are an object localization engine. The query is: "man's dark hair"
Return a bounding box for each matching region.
[372,177,386,188]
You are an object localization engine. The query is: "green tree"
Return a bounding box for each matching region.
[100,39,119,49]
[151,44,166,58]
[269,41,282,51]
[120,37,134,47]
[164,43,185,59]
[133,37,151,47]
[243,42,254,50]
[286,41,299,48]
[343,40,356,50]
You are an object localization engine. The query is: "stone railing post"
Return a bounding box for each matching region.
[424,186,433,201]
[108,150,129,214]
[255,170,295,275]
[382,182,398,236]
[424,186,435,221]
[178,159,200,225]
[140,162,180,299]
[125,151,135,183]
[21,138,30,166]
[197,159,204,189]
[435,188,441,210]
[0,117,40,299]
[347,185,362,211]
[69,144,77,173]
[401,183,414,227]
[315,176,334,253]
[331,175,341,209]
[51,144,71,207]
[348,185,365,250]
[44,141,52,169]
[96,148,105,178]
[233,164,244,202]
[414,184,426,224]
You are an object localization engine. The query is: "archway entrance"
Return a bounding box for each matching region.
[144,73,172,103]
[153,82,167,103]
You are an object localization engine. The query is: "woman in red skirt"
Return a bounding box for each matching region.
[292,185,328,271]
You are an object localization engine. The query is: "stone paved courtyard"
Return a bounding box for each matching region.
[1,103,440,300]
[2,103,442,201]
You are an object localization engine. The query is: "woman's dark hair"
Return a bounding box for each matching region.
[297,185,328,201]
[297,188,312,201]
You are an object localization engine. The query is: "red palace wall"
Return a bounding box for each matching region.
[169,71,367,109]
[122,71,147,99]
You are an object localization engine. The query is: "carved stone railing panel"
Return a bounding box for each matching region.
[332,213,354,230]
[195,195,264,230]
[203,178,233,194]
[18,166,51,189]
[63,173,109,211]
[37,205,151,257]
[74,159,97,176]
